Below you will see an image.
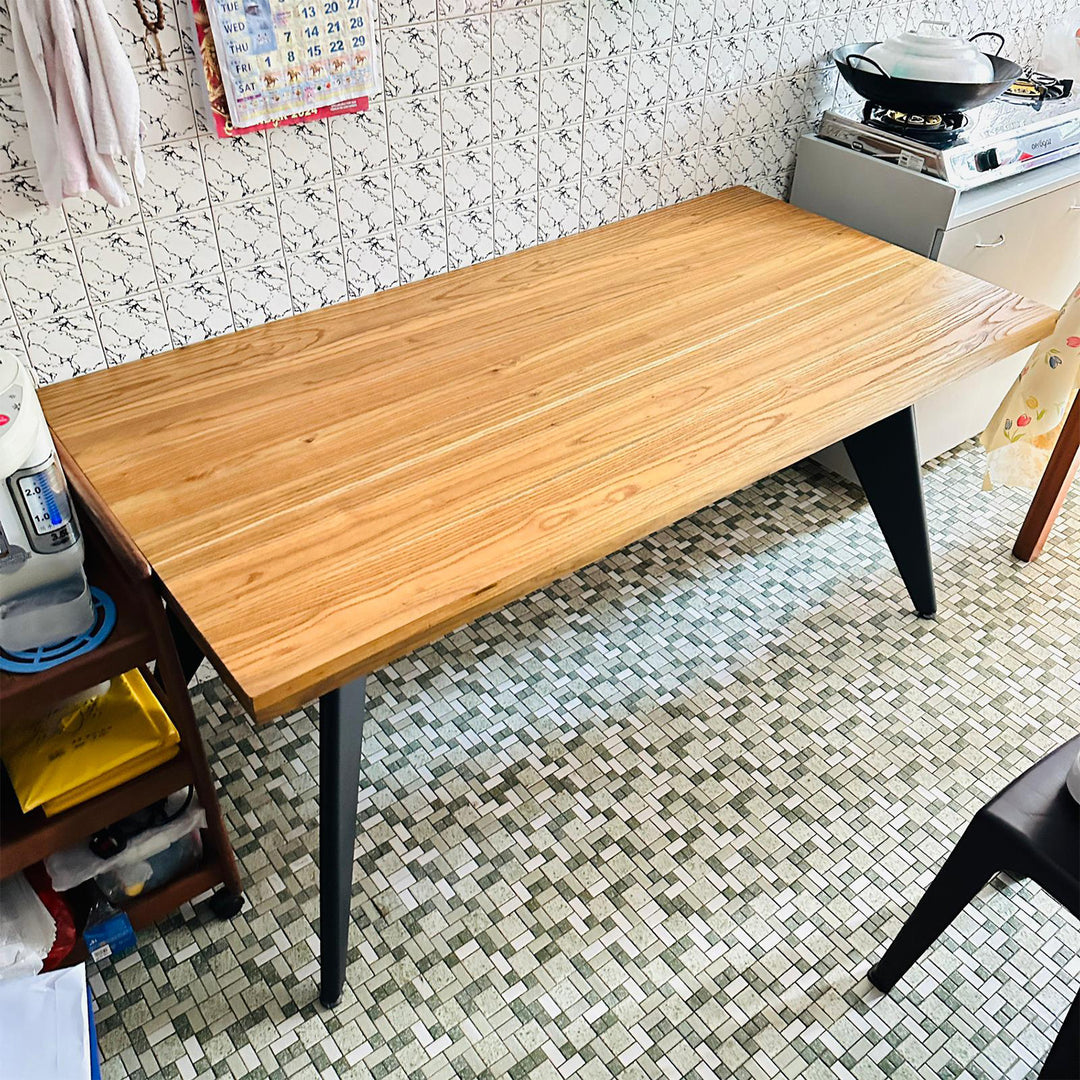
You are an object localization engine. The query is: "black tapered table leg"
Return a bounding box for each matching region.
[319,676,366,1008]
[168,606,206,686]
[843,406,937,618]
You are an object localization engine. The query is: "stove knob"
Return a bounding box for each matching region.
[974,148,1000,172]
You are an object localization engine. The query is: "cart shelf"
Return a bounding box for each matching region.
[0,444,243,962]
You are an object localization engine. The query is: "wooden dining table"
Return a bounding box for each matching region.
[39,187,1055,1007]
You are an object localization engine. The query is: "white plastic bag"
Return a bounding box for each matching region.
[0,873,56,980]
[0,964,91,1080]
[1040,10,1080,83]
[45,790,206,893]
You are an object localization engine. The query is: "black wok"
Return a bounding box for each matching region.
[833,40,1022,113]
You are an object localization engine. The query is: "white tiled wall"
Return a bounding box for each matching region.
[0,0,1054,383]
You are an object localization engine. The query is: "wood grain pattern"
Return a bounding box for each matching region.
[40,188,1056,721]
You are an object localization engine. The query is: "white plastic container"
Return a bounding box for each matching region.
[0,355,94,651]
[1039,10,1080,84]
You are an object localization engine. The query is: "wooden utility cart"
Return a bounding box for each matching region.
[0,445,243,964]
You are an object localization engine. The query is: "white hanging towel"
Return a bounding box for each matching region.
[75,0,145,182]
[10,0,143,207]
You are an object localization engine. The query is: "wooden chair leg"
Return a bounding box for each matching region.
[1014,393,1080,563]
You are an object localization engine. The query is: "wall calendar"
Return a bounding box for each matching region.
[191,0,378,137]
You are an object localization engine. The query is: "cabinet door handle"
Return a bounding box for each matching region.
[1070,203,1080,211]
[974,234,1005,248]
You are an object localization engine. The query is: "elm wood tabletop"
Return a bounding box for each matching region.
[39,186,1056,1007]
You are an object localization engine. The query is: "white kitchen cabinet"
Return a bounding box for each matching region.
[916,180,1080,462]
[791,136,1080,477]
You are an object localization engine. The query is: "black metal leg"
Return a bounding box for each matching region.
[843,406,937,618]
[319,676,366,1008]
[1040,986,1080,1080]
[869,818,996,993]
[168,606,206,686]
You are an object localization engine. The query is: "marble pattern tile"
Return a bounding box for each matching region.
[439,14,492,87]
[387,94,443,163]
[623,107,666,164]
[588,0,633,57]
[443,147,492,214]
[538,182,580,241]
[493,192,537,254]
[213,196,284,269]
[0,319,26,364]
[628,49,673,111]
[75,226,158,304]
[344,232,400,297]
[276,184,341,254]
[136,139,210,218]
[539,64,584,131]
[330,103,391,176]
[63,170,142,235]
[200,132,273,201]
[337,169,396,241]
[0,88,32,173]
[381,24,441,97]
[288,245,348,312]
[582,115,626,174]
[492,135,538,200]
[584,55,630,120]
[492,74,540,140]
[491,7,541,76]
[95,293,172,365]
[620,158,661,215]
[540,1,587,68]
[138,64,196,145]
[0,0,17,87]
[227,259,293,328]
[396,219,448,281]
[379,0,437,27]
[580,169,622,227]
[3,241,88,318]
[107,0,182,67]
[23,309,105,383]
[446,206,494,268]
[633,0,676,50]
[393,158,445,226]
[668,39,709,99]
[162,274,234,346]
[538,125,582,189]
[146,211,222,284]
[441,84,492,152]
[268,122,334,190]
[0,171,71,251]
[673,0,714,41]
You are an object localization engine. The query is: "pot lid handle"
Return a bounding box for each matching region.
[914,19,951,35]
[968,30,1004,55]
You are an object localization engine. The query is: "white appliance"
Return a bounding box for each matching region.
[0,354,94,652]
[790,93,1080,479]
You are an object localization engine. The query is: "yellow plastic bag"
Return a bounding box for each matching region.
[2,671,179,816]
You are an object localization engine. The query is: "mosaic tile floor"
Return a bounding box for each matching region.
[89,441,1080,1080]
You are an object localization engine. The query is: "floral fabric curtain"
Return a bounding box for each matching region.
[981,282,1080,490]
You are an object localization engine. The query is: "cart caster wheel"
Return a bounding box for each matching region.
[209,889,245,919]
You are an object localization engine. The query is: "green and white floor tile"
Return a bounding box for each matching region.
[88,441,1080,1080]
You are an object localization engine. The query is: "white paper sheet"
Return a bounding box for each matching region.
[0,964,91,1080]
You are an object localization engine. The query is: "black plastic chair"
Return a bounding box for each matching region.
[869,734,1080,1079]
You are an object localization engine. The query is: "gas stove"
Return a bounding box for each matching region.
[818,93,1080,190]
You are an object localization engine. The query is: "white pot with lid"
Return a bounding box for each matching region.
[860,21,997,83]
